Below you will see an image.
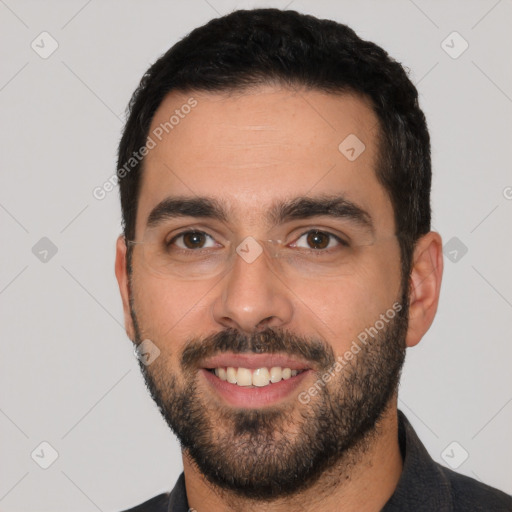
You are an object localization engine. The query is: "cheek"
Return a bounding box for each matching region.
[131,270,216,341]
[291,249,402,351]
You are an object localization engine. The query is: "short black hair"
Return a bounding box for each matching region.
[117,8,431,282]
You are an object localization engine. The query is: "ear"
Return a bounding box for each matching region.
[405,231,444,348]
[115,234,135,341]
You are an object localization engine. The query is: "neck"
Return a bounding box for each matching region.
[183,396,403,512]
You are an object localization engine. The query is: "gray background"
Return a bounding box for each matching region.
[1,0,511,510]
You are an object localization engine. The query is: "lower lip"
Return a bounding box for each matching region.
[200,368,312,408]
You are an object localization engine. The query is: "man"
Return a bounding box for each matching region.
[114,8,512,512]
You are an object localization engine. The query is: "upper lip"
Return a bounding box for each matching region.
[201,353,313,371]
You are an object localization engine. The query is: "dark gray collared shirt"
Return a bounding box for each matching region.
[121,410,512,511]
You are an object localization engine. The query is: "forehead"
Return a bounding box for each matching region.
[135,86,394,236]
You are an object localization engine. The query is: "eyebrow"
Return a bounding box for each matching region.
[146,194,374,233]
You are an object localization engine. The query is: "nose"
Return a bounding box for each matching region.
[211,241,294,333]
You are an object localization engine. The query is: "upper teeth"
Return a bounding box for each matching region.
[213,367,301,387]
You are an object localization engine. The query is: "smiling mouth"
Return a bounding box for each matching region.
[206,366,307,387]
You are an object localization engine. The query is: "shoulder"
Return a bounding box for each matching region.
[439,465,512,511]
[120,492,170,512]
[390,411,512,511]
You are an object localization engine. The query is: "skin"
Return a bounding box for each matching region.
[115,85,443,511]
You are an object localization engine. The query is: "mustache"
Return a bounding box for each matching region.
[180,327,336,372]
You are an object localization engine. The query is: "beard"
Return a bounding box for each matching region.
[130,291,409,502]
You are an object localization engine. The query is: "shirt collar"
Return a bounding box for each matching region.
[168,471,188,512]
[381,410,453,511]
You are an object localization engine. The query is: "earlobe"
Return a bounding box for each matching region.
[405,232,444,348]
[115,234,135,341]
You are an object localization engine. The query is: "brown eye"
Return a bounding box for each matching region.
[292,230,347,251]
[306,231,330,249]
[169,231,217,250]
[182,232,207,248]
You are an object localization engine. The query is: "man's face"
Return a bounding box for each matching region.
[124,86,408,499]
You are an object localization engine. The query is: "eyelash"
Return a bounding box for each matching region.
[166,229,349,255]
